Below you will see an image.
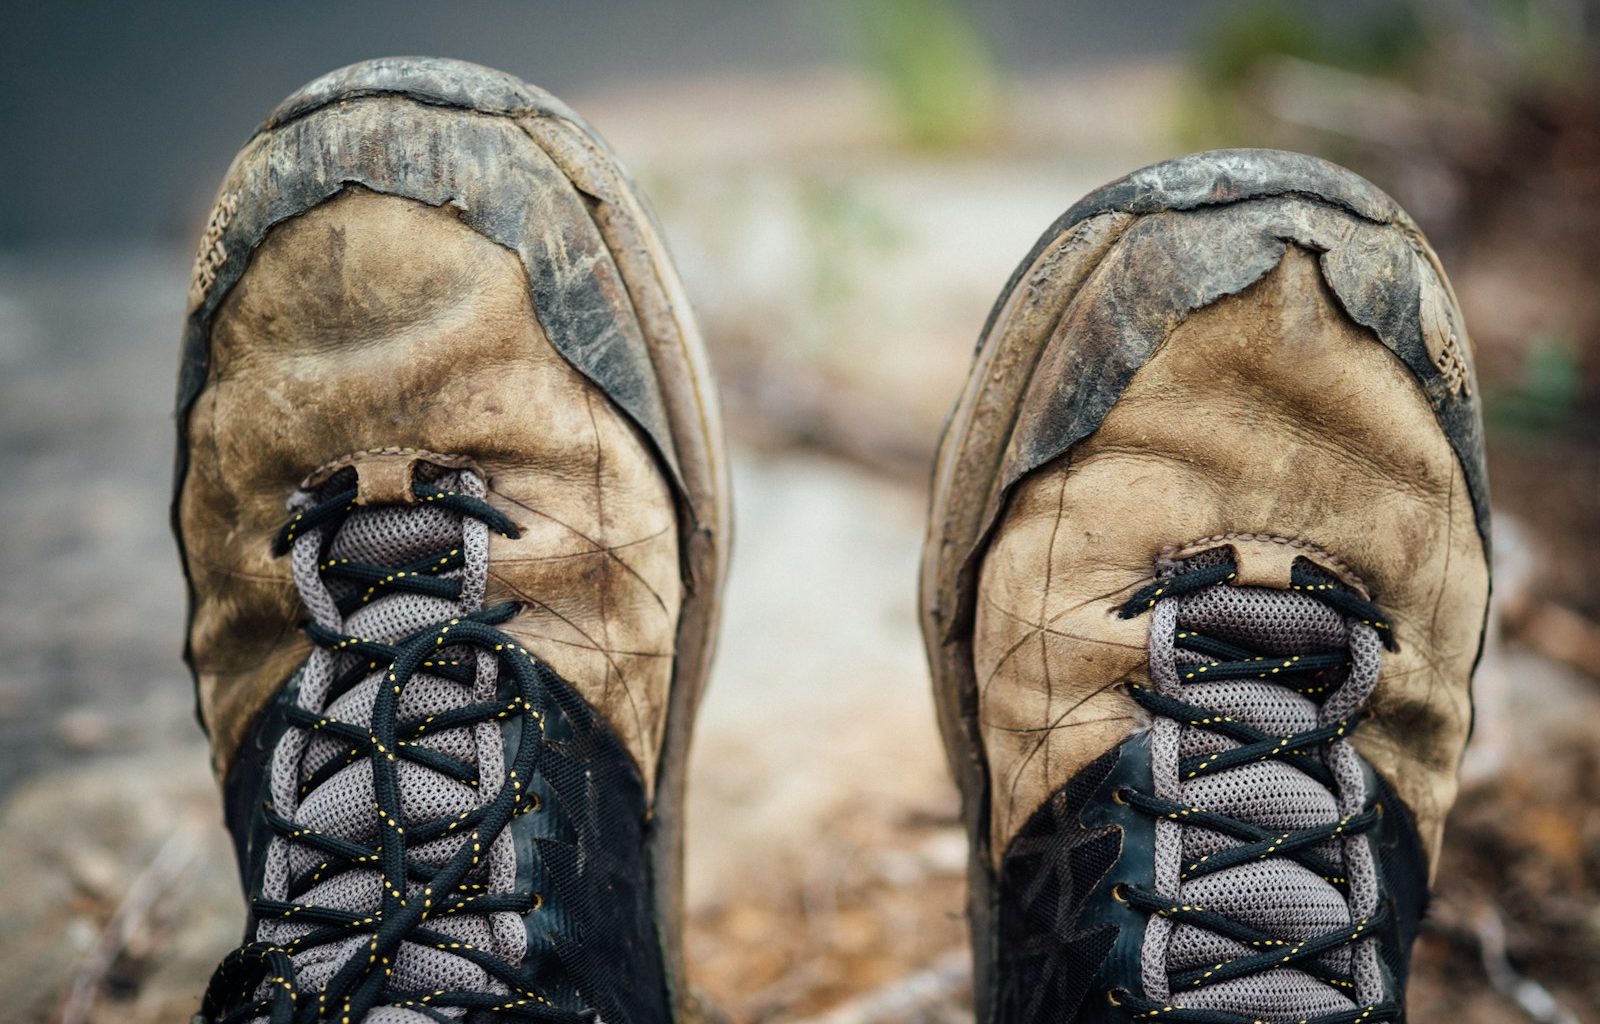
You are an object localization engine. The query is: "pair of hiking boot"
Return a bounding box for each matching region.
[176,59,1490,1024]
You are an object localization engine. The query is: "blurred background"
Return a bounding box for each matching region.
[2,1,1598,1021]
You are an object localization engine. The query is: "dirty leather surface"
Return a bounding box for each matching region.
[180,193,683,791]
[974,246,1488,870]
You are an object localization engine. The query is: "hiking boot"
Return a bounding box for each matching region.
[174,57,729,1024]
[920,150,1489,1024]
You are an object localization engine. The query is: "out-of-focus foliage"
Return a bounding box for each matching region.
[795,174,904,314]
[1490,331,1583,434]
[1480,0,1593,84]
[835,0,1002,150]
[1196,1,1426,87]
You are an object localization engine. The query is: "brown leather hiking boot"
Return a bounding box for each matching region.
[921,150,1489,1024]
[174,57,728,1024]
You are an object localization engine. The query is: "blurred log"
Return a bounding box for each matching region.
[1470,904,1580,1024]
[785,949,969,1024]
[54,825,203,1024]
[1501,591,1600,680]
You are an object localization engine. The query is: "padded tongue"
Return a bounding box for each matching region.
[254,468,523,1019]
[1154,555,1368,1019]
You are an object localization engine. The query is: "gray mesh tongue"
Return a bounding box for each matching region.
[1141,563,1385,1020]
[255,469,525,1020]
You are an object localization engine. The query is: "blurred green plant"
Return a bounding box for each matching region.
[796,173,905,335]
[1481,0,1592,85]
[1196,1,1427,89]
[835,0,1002,150]
[1486,330,1584,435]
[1182,0,1596,147]
[1181,1,1429,146]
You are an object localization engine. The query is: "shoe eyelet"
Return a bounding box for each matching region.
[1112,787,1132,805]
[1106,987,1128,1007]
[1111,883,1130,903]
[530,891,544,911]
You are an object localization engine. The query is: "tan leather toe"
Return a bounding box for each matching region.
[923,150,1491,876]
[972,246,1486,870]
[180,191,683,789]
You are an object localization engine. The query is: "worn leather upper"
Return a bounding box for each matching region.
[179,191,682,789]
[174,60,730,1024]
[974,244,1488,872]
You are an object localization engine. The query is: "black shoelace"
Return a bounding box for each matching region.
[201,482,593,1024]
[1105,559,1401,1024]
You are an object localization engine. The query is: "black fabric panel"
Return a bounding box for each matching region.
[1367,766,1430,1004]
[996,737,1157,1024]
[504,657,669,1024]
[222,670,297,912]
[993,738,1433,1024]
[224,659,668,1024]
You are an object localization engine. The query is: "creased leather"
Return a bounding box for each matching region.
[179,191,681,789]
[974,246,1487,872]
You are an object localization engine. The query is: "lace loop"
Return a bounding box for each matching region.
[273,480,521,556]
